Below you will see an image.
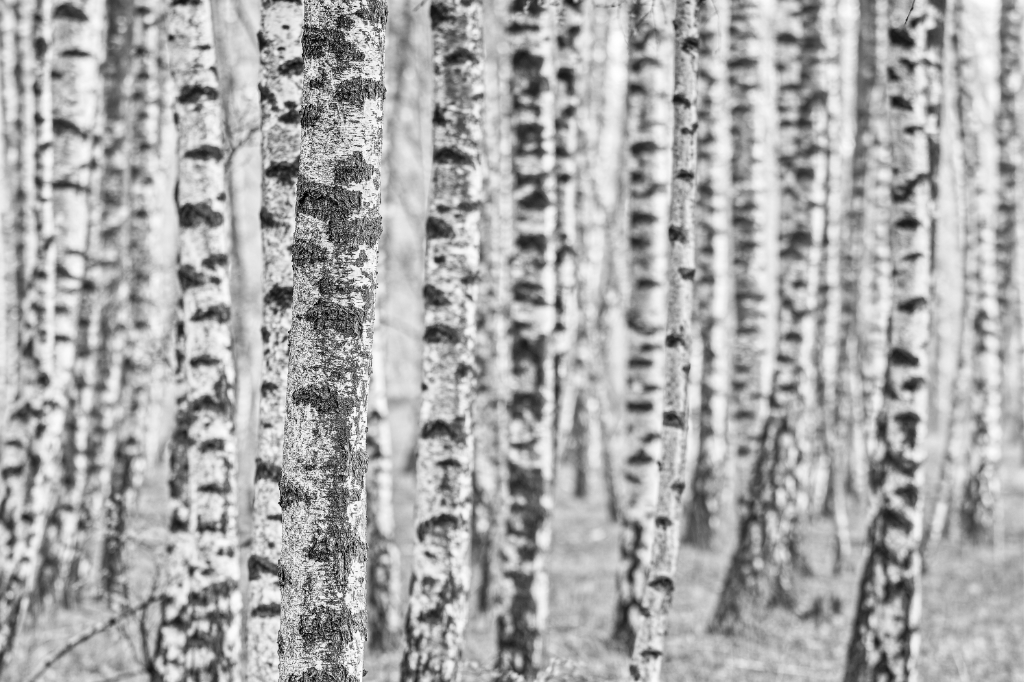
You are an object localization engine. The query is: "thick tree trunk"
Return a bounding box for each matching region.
[627,0,698,678]
[102,0,162,601]
[153,0,242,678]
[246,0,302,678]
[278,0,387,680]
[400,2,483,677]
[495,0,557,674]
[612,0,671,651]
[843,0,933,678]
[709,0,828,634]
[685,0,732,551]
[727,0,769,472]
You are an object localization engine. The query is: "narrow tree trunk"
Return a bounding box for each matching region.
[843,1,933,678]
[495,0,557,674]
[727,0,769,474]
[709,0,828,633]
[278,0,387,680]
[246,0,302,678]
[958,0,1004,544]
[400,3,483,677]
[685,0,732,551]
[153,0,242,678]
[628,0,698,678]
[996,0,1022,469]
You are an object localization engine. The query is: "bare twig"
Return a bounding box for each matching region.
[26,596,160,682]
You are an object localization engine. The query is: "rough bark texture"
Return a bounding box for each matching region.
[613,0,671,651]
[278,0,387,680]
[102,0,162,598]
[685,0,732,550]
[552,0,582,462]
[727,0,769,468]
[627,0,698,678]
[710,0,828,633]
[400,3,483,678]
[843,0,932,678]
[154,0,242,679]
[958,0,1003,544]
[495,0,557,673]
[246,0,302,677]
[996,0,1022,469]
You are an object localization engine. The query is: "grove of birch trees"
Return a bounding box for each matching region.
[0,0,1021,679]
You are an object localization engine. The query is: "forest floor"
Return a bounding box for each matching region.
[5,460,1023,682]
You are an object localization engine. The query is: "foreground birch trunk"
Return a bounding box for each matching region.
[710,0,828,632]
[279,0,387,679]
[843,0,932,678]
[400,1,483,677]
[154,0,242,678]
[612,0,671,650]
[246,0,302,677]
[685,0,732,550]
[495,0,558,674]
[628,0,699,678]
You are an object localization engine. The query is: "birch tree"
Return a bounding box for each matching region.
[154,0,242,677]
[400,1,483,677]
[278,0,387,679]
[247,0,302,678]
[686,0,732,549]
[496,0,558,672]
[844,0,933,677]
[711,0,829,631]
[613,0,671,650]
[628,0,698,677]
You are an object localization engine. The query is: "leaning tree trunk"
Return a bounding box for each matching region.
[996,0,1022,468]
[494,0,558,674]
[727,0,769,475]
[628,0,698,678]
[400,1,483,677]
[685,0,732,550]
[959,0,1004,544]
[246,0,302,678]
[153,0,242,678]
[843,0,933,678]
[709,0,828,633]
[102,0,162,601]
[612,0,671,651]
[278,0,387,680]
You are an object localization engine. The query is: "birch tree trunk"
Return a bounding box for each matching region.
[612,0,671,650]
[400,2,483,677]
[959,0,1004,544]
[495,0,557,674]
[154,0,242,678]
[102,0,162,600]
[727,0,769,472]
[278,0,387,680]
[247,0,302,677]
[843,0,933,677]
[628,0,698,677]
[685,0,732,550]
[709,0,828,633]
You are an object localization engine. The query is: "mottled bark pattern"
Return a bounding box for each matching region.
[613,0,671,650]
[686,0,732,549]
[844,1,932,679]
[628,0,699,678]
[400,2,483,678]
[279,0,387,680]
[728,0,769,465]
[154,0,242,679]
[247,0,302,677]
[496,0,558,673]
[710,0,827,633]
